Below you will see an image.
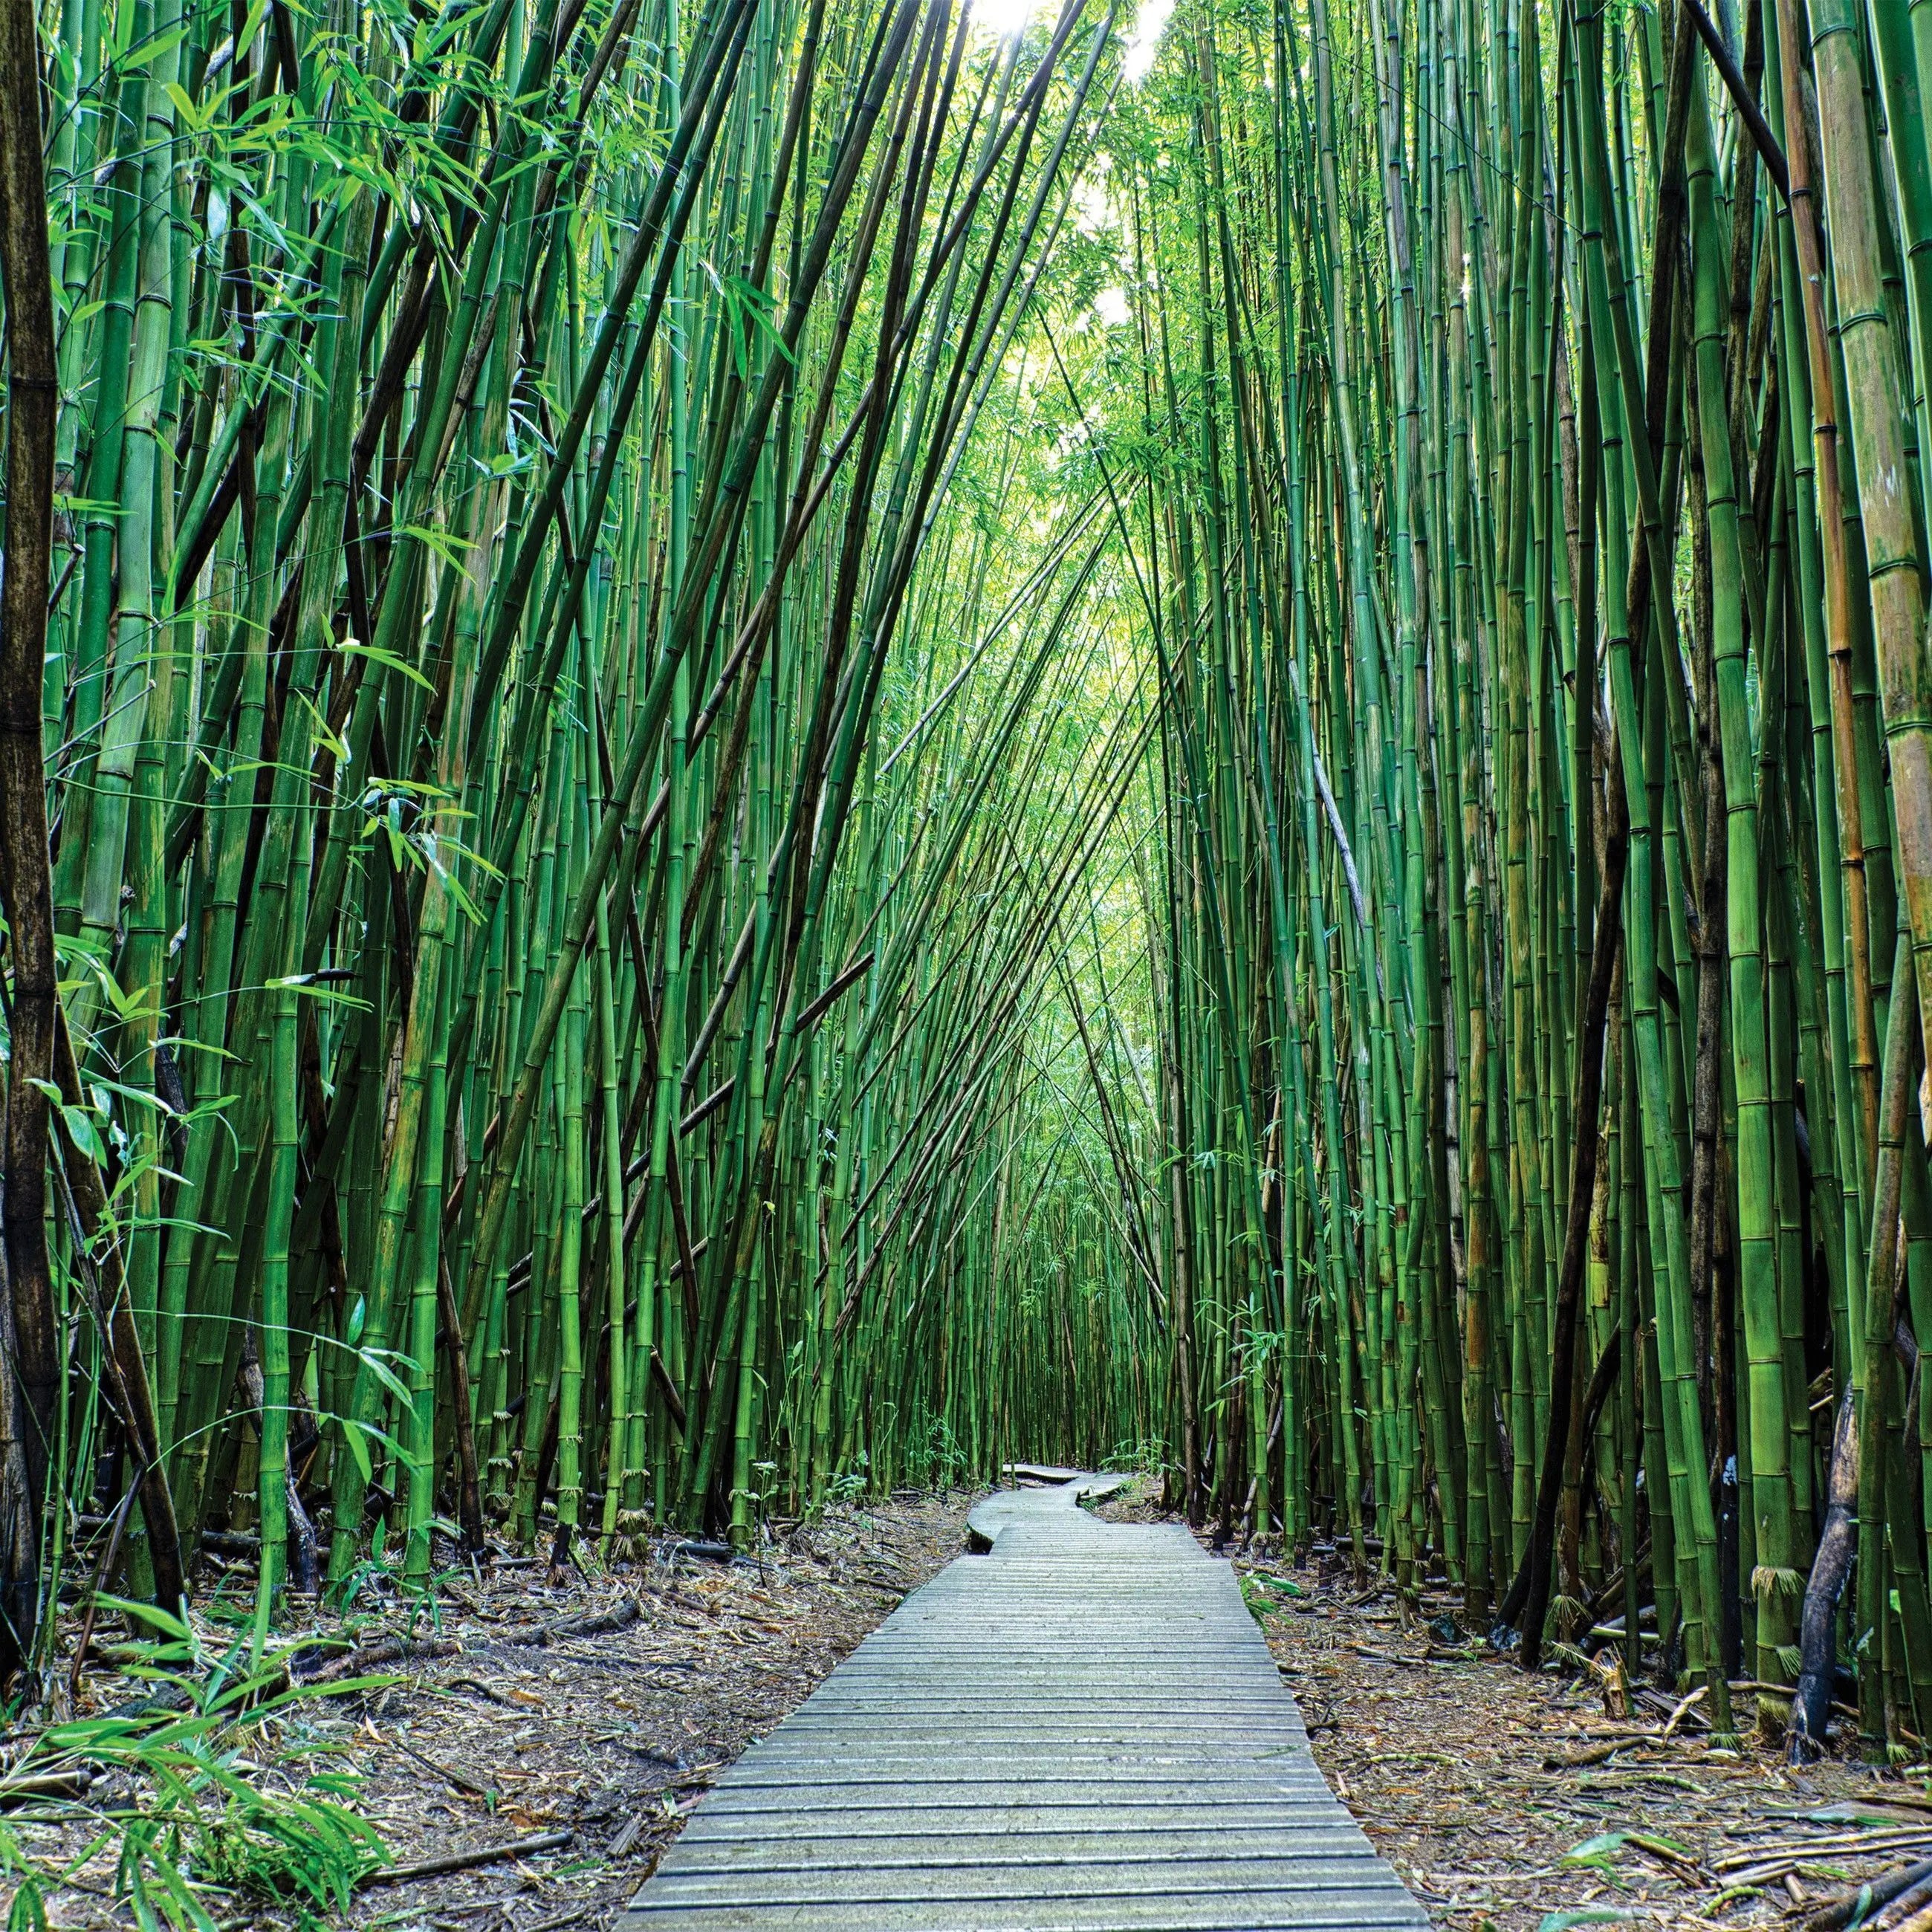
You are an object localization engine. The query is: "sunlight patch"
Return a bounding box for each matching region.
[1123,0,1173,81]
[1074,172,1112,236]
[971,0,1034,40]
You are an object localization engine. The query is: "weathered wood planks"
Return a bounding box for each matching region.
[615,1476,1430,1930]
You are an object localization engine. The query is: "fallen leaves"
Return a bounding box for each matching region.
[1231,1548,1900,1932]
[22,1491,977,1931]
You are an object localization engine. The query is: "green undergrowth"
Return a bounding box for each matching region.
[1,1603,391,1931]
[1240,1572,1309,1622]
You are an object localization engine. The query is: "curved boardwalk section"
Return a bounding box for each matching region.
[617,1476,1429,1930]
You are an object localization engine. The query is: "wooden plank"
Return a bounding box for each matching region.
[615,1476,1427,1931]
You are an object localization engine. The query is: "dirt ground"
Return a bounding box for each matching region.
[15,1478,1925,1932]
[4,1492,976,1931]
[1098,1473,1916,1932]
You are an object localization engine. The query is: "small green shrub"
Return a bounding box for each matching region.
[0,1604,389,1929]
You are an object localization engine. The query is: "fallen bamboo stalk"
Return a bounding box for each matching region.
[1804,1864,1932,1932]
[0,1770,90,1807]
[363,1829,574,1886]
[500,1597,642,1646]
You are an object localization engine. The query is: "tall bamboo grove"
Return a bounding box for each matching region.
[1095,0,1932,1757]
[0,0,1177,1685]
[7,0,1932,1770]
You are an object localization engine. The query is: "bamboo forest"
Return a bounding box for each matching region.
[14,0,1932,1889]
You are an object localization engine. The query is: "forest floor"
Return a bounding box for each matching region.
[1096,1474,1913,1932]
[5,1491,976,1931]
[14,1478,1918,1932]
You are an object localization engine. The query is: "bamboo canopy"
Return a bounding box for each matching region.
[1,0,1932,1763]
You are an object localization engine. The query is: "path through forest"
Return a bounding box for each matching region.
[10,0,1932,1916]
[621,1471,1426,1929]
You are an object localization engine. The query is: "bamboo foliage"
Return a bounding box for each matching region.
[1095,0,1932,1755]
[9,0,1932,1771]
[0,0,1176,1681]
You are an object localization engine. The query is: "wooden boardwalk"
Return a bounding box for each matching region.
[617,1475,1430,1930]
